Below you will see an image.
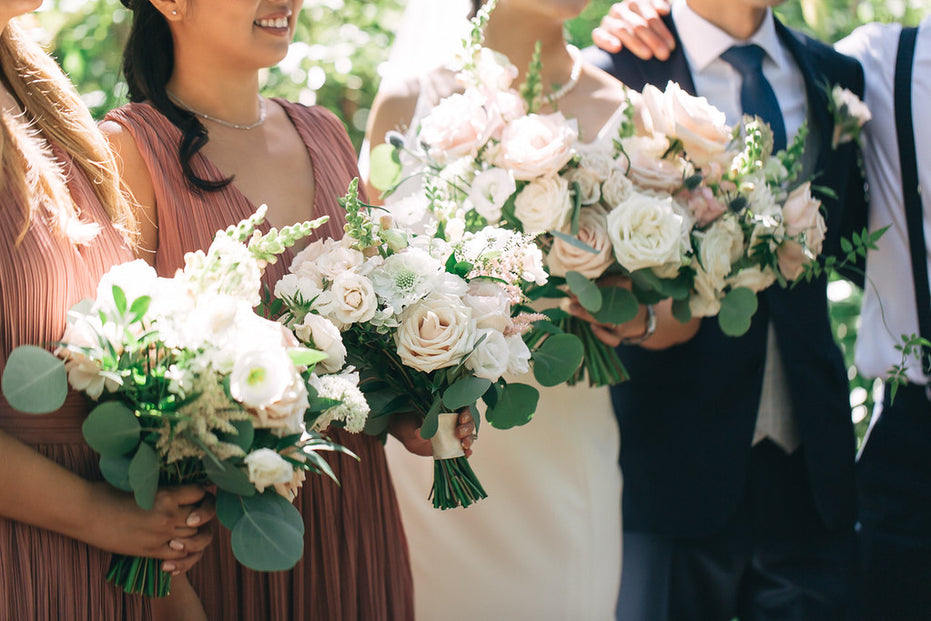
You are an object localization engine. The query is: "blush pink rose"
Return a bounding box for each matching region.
[494,112,578,180]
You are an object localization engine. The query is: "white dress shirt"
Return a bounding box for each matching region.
[837,20,931,386]
[672,0,808,451]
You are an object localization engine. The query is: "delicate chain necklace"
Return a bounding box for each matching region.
[167,89,267,130]
[549,45,584,102]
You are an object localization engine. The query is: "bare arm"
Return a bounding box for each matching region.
[100,120,159,265]
[0,428,214,574]
[592,0,675,60]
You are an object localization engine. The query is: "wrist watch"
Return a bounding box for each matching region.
[620,304,656,345]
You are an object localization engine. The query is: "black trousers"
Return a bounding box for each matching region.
[857,383,931,621]
[616,440,857,621]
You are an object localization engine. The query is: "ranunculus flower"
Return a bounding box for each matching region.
[469,168,516,223]
[419,92,493,162]
[463,280,511,332]
[465,328,510,381]
[606,192,687,274]
[395,294,476,373]
[315,272,377,329]
[601,166,634,208]
[244,448,294,494]
[494,112,578,180]
[513,174,573,234]
[565,167,602,205]
[294,314,346,373]
[547,205,615,279]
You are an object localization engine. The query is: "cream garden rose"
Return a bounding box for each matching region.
[315,271,377,329]
[419,92,492,162]
[494,112,578,180]
[463,280,511,332]
[606,192,687,274]
[547,206,615,279]
[513,174,573,234]
[294,314,346,373]
[395,294,476,373]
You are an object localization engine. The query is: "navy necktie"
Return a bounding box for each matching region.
[720,44,787,153]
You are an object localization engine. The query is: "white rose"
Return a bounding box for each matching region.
[291,238,362,286]
[465,328,510,382]
[469,168,516,223]
[578,147,615,182]
[93,259,159,315]
[294,314,346,373]
[419,92,493,162]
[505,334,532,376]
[316,272,377,329]
[698,216,745,285]
[514,174,573,234]
[565,167,602,205]
[395,294,476,373]
[601,166,634,208]
[665,81,734,169]
[463,280,511,332]
[275,274,322,305]
[726,265,777,293]
[495,112,578,180]
[244,448,294,494]
[606,192,686,273]
[635,84,675,136]
[547,206,615,279]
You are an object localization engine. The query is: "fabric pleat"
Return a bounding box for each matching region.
[0,144,149,620]
[104,100,414,621]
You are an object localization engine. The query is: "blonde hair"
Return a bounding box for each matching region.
[0,19,136,245]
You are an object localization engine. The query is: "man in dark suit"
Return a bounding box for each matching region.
[583,1,868,619]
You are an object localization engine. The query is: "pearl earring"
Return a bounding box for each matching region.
[171,9,178,14]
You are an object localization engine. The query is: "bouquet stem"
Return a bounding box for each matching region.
[562,317,628,388]
[107,554,172,597]
[428,413,487,510]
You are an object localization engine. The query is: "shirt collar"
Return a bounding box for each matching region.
[672,0,789,73]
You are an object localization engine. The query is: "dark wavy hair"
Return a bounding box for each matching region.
[119,0,231,192]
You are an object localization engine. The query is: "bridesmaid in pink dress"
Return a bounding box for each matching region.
[0,7,214,621]
[102,1,472,618]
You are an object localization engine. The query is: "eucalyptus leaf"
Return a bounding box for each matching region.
[418,398,443,440]
[216,490,245,530]
[230,492,305,571]
[718,287,759,337]
[485,383,539,429]
[442,377,491,411]
[82,401,141,456]
[549,230,599,254]
[1,346,67,414]
[532,334,584,386]
[591,287,639,325]
[128,443,159,511]
[218,419,254,453]
[204,456,256,496]
[671,298,693,324]
[565,271,602,313]
[99,454,133,492]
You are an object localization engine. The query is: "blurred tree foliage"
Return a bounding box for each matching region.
[34,0,929,441]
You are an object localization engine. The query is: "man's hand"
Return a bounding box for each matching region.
[592,0,676,60]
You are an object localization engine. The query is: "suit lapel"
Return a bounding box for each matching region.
[664,15,698,96]
[773,18,832,175]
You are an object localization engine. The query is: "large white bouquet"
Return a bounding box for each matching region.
[271,180,581,509]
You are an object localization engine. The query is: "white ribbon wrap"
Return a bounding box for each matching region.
[430,412,466,460]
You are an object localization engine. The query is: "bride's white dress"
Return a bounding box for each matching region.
[382,68,624,621]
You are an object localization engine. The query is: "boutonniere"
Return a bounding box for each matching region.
[828,85,871,148]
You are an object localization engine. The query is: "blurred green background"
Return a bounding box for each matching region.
[32,0,931,442]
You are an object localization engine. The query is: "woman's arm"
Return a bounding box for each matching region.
[0,429,214,574]
[99,120,159,264]
[362,79,421,205]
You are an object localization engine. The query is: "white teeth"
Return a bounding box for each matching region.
[255,17,288,28]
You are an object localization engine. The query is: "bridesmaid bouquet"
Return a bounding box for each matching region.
[270,180,581,509]
[370,3,826,386]
[1,208,352,597]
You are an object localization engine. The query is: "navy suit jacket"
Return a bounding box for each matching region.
[585,16,867,538]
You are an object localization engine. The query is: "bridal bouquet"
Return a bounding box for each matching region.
[1,208,351,597]
[271,180,580,509]
[370,2,826,386]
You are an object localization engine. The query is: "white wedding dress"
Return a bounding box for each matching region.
[379,56,624,621]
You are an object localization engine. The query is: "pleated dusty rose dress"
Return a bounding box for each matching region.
[0,146,148,619]
[105,100,414,621]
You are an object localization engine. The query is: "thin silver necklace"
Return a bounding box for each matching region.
[167,89,267,130]
[550,45,584,102]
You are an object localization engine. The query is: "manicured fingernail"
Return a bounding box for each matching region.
[186,513,201,527]
[169,540,184,551]
[162,563,176,573]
